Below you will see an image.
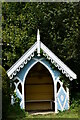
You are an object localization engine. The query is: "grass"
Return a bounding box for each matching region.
[5,93,80,120]
[6,103,80,120]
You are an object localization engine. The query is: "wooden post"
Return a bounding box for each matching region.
[66,87,69,109]
[22,82,25,109]
[54,81,58,113]
[10,82,14,105]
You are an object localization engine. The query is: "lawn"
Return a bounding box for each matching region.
[7,104,80,120]
[6,93,80,120]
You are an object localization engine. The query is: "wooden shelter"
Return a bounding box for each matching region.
[7,29,77,112]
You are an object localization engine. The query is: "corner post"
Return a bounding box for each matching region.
[54,80,58,113]
[37,29,40,56]
[66,87,69,109]
[22,82,25,109]
[10,82,14,105]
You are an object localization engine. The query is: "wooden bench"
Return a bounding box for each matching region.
[25,100,54,109]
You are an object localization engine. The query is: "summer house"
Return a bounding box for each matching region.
[7,29,77,113]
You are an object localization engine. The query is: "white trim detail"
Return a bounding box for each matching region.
[22,82,25,109]
[57,94,68,111]
[37,29,40,56]
[13,76,22,83]
[57,86,67,97]
[12,77,23,108]
[7,42,37,79]
[41,42,77,80]
[7,29,77,80]
[54,80,58,113]
[66,87,69,109]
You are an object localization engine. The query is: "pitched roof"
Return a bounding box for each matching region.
[7,29,77,80]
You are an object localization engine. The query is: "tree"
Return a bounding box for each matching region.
[0,65,11,119]
[2,2,80,92]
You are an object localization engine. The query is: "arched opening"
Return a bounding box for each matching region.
[24,62,54,111]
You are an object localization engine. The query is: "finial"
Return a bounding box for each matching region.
[37,29,40,56]
[37,29,40,42]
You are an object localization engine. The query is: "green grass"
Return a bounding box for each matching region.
[6,104,80,120]
[6,93,80,120]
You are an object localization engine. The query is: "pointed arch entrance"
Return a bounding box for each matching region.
[24,62,55,111]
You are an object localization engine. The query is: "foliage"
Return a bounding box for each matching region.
[70,92,80,109]
[7,104,26,120]
[2,2,80,93]
[13,92,21,105]
[2,3,80,65]
[0,65,11,119]
[59,74,70,88]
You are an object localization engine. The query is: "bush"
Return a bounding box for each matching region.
[7,103,26,119]
[0,65,11,120]
[13,92,21,105]
[70,93,80,109]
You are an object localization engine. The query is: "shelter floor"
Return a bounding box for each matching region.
[28,110,55,115]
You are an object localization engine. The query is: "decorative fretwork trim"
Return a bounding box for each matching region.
[43,51,73,81]
[7,42,37,79]
[7,31,77,80]
[9,52,35,79]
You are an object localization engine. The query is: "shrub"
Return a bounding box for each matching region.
[7,103,26,119]
[0,65,11,120]
[70,93,80,109]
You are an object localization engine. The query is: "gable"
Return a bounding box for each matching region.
[7,29,77,80]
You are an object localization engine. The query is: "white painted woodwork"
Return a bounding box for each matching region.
[66,87,69,109]
[37,29,40,56]
[54,80,58,113]
[7,42,37,78]
[41,42,77,80]
[7,29,77,80]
